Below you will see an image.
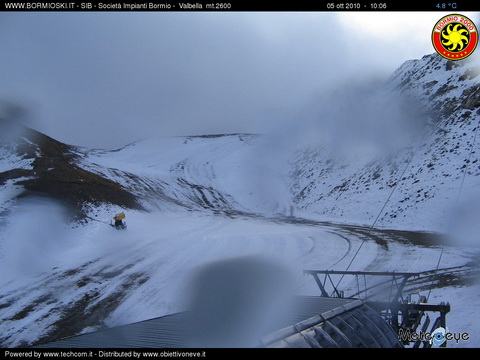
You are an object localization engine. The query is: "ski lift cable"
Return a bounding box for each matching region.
[426,116,480,301]
[334,115,449,290]
[334,135,426,289]
[350,145,420,268]
[455,117,480,205]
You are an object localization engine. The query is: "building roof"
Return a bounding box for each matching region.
[36,297,402,348]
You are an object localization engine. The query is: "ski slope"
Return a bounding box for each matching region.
[0,204,477,347]
[78,134,292,216]
[0,134,479,348]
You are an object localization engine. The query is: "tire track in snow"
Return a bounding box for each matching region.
[1,212,476,347]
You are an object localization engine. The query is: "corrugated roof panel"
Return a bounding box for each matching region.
[36,312,189,348]
[36,297,402,348]
[261,299,403,348]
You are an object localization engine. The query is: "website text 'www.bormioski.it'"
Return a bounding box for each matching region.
[4,2,76,9]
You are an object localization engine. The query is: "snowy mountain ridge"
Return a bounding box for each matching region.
[1,53,479,233]
[1,53,480,348]
[289,53,480,232]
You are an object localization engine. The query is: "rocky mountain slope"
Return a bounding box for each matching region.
[1,53,479,232]
[0,122,266,224]
[0,122,145,221]
[289,53,480,232]
[1,53,480,348]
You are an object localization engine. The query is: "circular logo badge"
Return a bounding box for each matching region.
[432,14,478,60]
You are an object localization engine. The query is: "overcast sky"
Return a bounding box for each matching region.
[1,11,477,149]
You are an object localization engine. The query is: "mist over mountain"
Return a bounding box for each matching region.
[3,53,479,233]
[1,53,480,347]
[289,53,480,233]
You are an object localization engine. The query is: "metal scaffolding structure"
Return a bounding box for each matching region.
[304,269,451,347]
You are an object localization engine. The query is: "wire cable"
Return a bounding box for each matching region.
[335,141,424,289]
[427,116,480,301]
[335,115,447,290]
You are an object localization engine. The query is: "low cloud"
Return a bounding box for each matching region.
[0,12,434,149]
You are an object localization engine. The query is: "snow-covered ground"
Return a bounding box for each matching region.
[0,134,478,347]
[290,54,480,235]
[2,52,480,349]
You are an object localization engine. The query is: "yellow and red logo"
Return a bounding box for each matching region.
[432,14,478,60]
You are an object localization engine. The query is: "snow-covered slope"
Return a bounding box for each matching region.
[0,127,292,222]
[0,123,145,221]
[290,53,480,232]
[0,53,479,348]
[78,134,262,216]
[4,53,479,233]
